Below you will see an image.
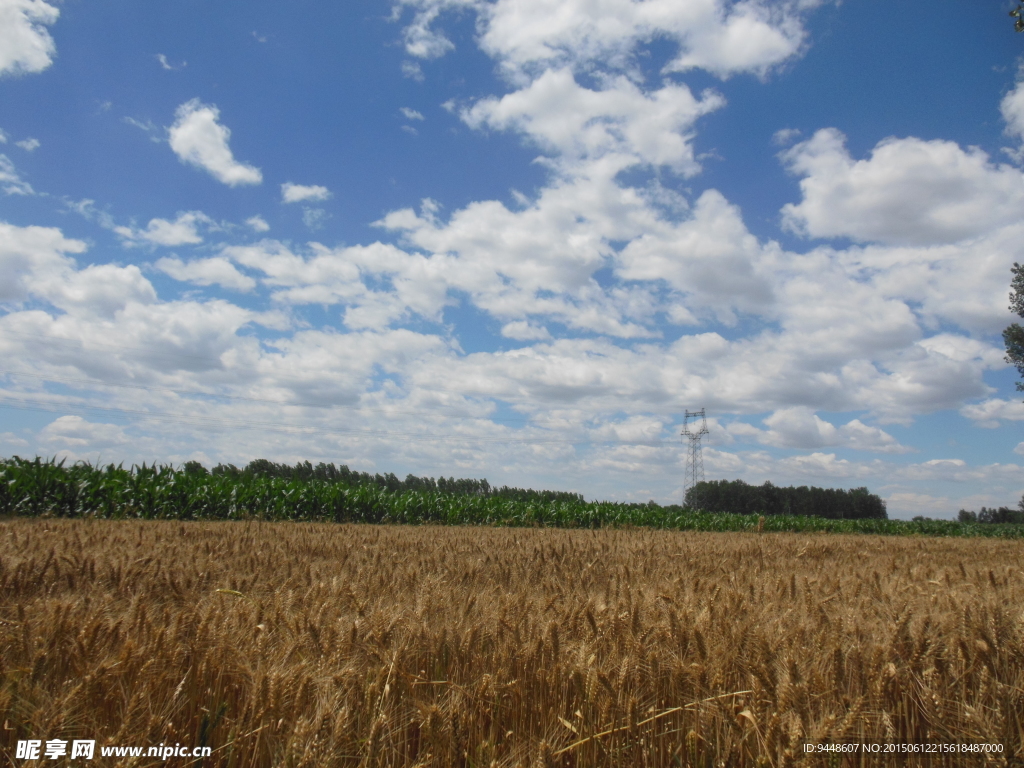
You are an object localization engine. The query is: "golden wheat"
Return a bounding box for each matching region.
[1,520,1022,766]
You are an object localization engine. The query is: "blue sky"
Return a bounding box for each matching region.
[3,0,1024,518]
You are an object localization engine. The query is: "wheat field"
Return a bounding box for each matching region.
[1,520,1022,766]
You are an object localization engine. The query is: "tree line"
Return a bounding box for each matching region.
[190,458,586,505]
[957,505,1024,524]
[684,479,887,519]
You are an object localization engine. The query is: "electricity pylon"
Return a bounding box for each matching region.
[681,408,709,502]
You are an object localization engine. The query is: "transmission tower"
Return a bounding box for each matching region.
[681,408,709,502]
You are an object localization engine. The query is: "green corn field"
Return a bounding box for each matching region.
[2,456,1023,537]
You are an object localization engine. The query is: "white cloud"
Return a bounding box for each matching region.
[398,0,462,60]
[375,187,659,338]
[400,107,425,121]
[771,127,801,146]
[0,128,7,143]
[222,239,449,329]
[780,128,1024,246]
[960,398,1024,428]
[245,215,270,232]
[835,229,1024,337]
[728,406,912,453]
[115,211,213,247]
[401,60,425,80]
[281,182,332,204]
[501,320,551,340]
[15,137,38,151]
[659,1,811,79]
[0,154,32,195]
[0,0,59,77]
[155,256,257,292]
[396,0,816,80]
[0,222,156,317]
[155,53,184,71]
[462,68,724,174]
[39,263,158,318]
[1001,66,1024,156]
[616,189,773,322]
[0,431,29,449]
[39,416,130,450]
[0,221,85,303]
[168,99,262,186]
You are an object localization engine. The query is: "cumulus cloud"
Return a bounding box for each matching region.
[155,256,257,292]
[0,221,85,303]
[835,228,1024,337]
[15,137,39,151]
[375,187,658,338]
[780,128,1024,246]
[115,211,213,247]
[396,0,815,80]
[221,239,449,329]
[281,182,332,204]
[41,263,158,318]
[616,189,773,322]
[0,225,268,388]
[0,222,156,319]
[400,107,425,121]
[461,68,724,173]
[724,407,912,453]
[960,398,1024,428]
[0,0,59,77]
[658,1,811,78]
[168,99,262,186]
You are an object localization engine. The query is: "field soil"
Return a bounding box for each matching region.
[1,520,1022,767]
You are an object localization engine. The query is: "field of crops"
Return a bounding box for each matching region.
[2,519,1022,767]
[4,456,1024,538]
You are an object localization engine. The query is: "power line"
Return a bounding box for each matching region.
[680,408,708,502]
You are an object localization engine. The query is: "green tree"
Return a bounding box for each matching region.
[1003,263,1024,393]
